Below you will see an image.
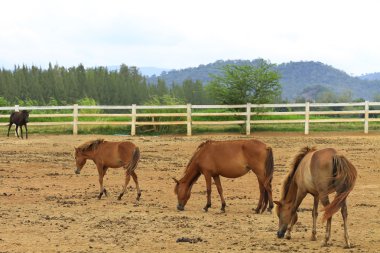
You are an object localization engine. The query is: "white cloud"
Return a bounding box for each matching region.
[0,0,380,75]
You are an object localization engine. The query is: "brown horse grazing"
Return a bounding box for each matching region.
[74,139,141,201]
[274,147,357,248]
[173,139,274,213]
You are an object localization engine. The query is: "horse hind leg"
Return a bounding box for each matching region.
[20,125,23,139]
[131,171,141,201]
[15,125,19,138]
[311,196,319,241]
[118,173,131,200]
[341,200,351,248]
[254,181,265,214]
[25,124,28,139]
[320,196,332,246]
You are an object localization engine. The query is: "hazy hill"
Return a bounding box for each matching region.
[147,60,380,101]
[359,72,380,81]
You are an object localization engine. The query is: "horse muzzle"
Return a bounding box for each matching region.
[177,204,184,211]
[75,168,81,174]
[277,230,285,238]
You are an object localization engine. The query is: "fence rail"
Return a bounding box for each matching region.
[1,101,380,135]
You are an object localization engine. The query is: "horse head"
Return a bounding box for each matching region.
[173,177,191,211]
[274,200,297,238]
[74,147,87,174]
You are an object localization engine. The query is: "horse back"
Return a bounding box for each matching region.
[96,141,137,167]
[196,139,268,178]
[308,148,338,192]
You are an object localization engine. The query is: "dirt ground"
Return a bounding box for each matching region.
[0,132,379,253]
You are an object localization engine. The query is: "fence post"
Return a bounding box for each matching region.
[131,104,136,136]
[246,103,251,135]
[187,103,192,136]
[305,102,310,135]
[73,104,78,135]
[364,101,369,134]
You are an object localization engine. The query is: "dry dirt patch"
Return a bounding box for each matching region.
[0,133,379,252]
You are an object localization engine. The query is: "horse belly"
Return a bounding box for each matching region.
[216,163,250,178]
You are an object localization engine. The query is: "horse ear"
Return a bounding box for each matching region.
[172,177,179,184]
[274,201,282,207]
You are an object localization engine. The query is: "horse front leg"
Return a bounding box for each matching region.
[97,166,107,199]
[15,125,19,138]
[118,173,131,200]
[7,123,12,137]
[285,190,307,239]
[285,212,298,240]
[131,172,141,201]
[341,200,351,248]
[203,174,212,212]
[213,176,226,212]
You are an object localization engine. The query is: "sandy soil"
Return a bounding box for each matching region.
[0,132,379,253]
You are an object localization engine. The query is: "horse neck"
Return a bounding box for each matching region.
[283,177,298,205]
[179,163,201,188]
[81,149,97,160]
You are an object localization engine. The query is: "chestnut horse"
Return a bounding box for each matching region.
[173,139,274,213]
[74,139,141,201]
[274,147,357,248]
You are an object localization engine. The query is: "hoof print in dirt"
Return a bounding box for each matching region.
[176,237,203,243]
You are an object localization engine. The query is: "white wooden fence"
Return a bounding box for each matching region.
[1,101,380,135]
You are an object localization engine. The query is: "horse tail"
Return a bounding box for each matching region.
[323,155,357,221]
[126,147,140,175]
[259,147,274,213]
[264,147,274,188]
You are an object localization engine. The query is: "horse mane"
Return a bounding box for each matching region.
[77,139,105,152]
[281,146,317,199]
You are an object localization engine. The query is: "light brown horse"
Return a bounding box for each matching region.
[274,147,357,248]
[173,139,274,213]
[74,139,141,201]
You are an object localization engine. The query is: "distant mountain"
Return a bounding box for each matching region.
[147,60,380,101]
[139,67,171,77]
[106,65,170,77]
[358,72,380,81]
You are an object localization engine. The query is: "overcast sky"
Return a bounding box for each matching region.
[1,0,379,75]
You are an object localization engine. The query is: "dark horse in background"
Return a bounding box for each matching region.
[74,139,141,201]
[173,139,274,213]
[7,110,30,139]
[275,146,357,248]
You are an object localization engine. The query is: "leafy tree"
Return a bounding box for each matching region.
[206,60,281,104]
[373,93,380,102]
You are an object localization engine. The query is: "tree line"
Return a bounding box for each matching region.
[0,63,215,106]
[0,60,281,107]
